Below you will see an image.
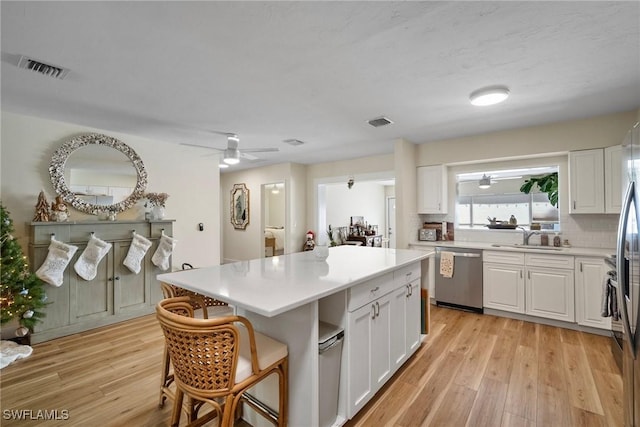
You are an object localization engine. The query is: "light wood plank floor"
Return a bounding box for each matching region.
[0,305,621,426]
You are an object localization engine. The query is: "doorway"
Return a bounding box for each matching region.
[263,182,286,257]
[315,172,395,246]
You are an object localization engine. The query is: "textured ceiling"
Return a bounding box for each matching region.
[2,1,639,171]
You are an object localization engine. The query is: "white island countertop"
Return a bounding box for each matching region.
[157,245,429,317]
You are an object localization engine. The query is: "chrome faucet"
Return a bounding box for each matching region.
[517,226,540,245]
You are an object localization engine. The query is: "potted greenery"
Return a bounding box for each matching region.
[519,172,558,207]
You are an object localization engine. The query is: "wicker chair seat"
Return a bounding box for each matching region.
[236,324,288,384]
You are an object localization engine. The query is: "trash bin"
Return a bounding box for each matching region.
[318,321,344,427]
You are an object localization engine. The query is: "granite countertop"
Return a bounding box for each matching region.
[408,240,614,258]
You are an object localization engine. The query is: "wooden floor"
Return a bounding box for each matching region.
[0,305,622,426]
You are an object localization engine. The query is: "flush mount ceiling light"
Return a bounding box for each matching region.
[218,163,229,169]
[469,86,510,106]
[478,174,492,189]
[271,184,280,194]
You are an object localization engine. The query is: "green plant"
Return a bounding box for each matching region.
[519,172,558,207]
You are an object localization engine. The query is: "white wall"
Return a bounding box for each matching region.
[325,181,386,232]
[220,163,307,262]
[0,111,221,267]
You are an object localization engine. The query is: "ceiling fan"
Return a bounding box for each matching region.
[181,132,279,165]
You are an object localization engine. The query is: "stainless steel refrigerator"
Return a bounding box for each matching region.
[617,122,640,427]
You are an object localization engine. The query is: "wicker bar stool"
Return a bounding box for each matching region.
[156,297,288,427]
[158,281,234,413]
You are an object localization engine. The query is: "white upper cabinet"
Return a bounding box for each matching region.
[604,145,622,213]
[569,146,622,214]
[569,149,605,213]
[417,165,447,214]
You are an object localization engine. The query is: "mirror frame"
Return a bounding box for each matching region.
[230,183,250,230]
[49,133,148,215]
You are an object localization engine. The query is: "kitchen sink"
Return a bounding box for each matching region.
[491,243,564,251]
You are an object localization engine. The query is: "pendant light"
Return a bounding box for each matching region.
[478,174,492,189]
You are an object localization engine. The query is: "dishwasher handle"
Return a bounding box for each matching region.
[449,252,481,258]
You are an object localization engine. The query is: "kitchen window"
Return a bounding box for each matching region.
[456,166,560,230]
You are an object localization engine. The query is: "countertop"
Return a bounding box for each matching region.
[408,240,614,258]
[157,245,429,317]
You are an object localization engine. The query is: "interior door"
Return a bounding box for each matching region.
[387,197,396,248]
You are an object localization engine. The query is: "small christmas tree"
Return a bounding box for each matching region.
[33,190,50,222]
[1,203,48,333]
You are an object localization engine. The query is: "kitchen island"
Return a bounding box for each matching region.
[157,245,429,426]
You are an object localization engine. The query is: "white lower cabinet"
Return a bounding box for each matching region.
[483,251,575,322]
[346,263,421,419]
[483,263,525,313]
[575,257,611,329]
[525,266,575,322]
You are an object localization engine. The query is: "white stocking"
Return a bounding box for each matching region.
[123,233,152,274]
[36,237,78,287]
[152,235,176,271]
[74,235,112,281]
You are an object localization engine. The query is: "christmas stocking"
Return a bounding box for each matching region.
[74,235,112,281]
[152,235,176,271]
[123,233,152,274]
[36,237,79,287]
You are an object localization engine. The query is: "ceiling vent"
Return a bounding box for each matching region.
[283,139,305,146]
[17,56,69,80]
[367,116,394,128]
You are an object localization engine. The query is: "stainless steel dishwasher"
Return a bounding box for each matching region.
[435,247,483,313]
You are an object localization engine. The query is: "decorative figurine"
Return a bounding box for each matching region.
[33,190,51,222]
[50,196,68,222]
[302,230,316,251]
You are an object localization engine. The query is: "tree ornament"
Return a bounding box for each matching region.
[19,287,29,296]
[15,326,29,337]
[23,310,34,319]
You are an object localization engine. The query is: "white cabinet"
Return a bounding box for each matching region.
[417,165,447,214]
[390,280,421,368]
[346,262,421,419]
[569,146,622,214]
[482,251,575,322]
[575,257,611,330]
[347,291,392,417]
[483,263,525,313]
[605,145,623,213]
[569,149,605,213]
[525,267,575,322]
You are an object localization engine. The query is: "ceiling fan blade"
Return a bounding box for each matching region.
[239,152,259,160]
[239,147,280,153]
[180,142,224,151]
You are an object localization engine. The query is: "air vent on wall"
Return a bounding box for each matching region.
[18,56,69,80]
[367,116,394,127]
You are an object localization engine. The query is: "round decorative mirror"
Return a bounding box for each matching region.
[49,133,148,215]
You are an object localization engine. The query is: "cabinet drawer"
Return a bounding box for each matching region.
[348,272,394,311]
[393,262,421,287]
[483,250,524,265]
[525,253,574,269]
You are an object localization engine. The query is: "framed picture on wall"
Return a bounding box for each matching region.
[231,183,249,230]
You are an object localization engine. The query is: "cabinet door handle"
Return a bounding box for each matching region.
[580,262,583,272]
[573,200,576,210]
[371,304,376,319]
[375,301,380,317]
[114,276,120,281]
[528,271,531,280]
[520,270,523,278]
[371,286,379,293]
[108,277,113,282]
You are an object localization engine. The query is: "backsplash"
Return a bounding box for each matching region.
[413,213,618,249]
